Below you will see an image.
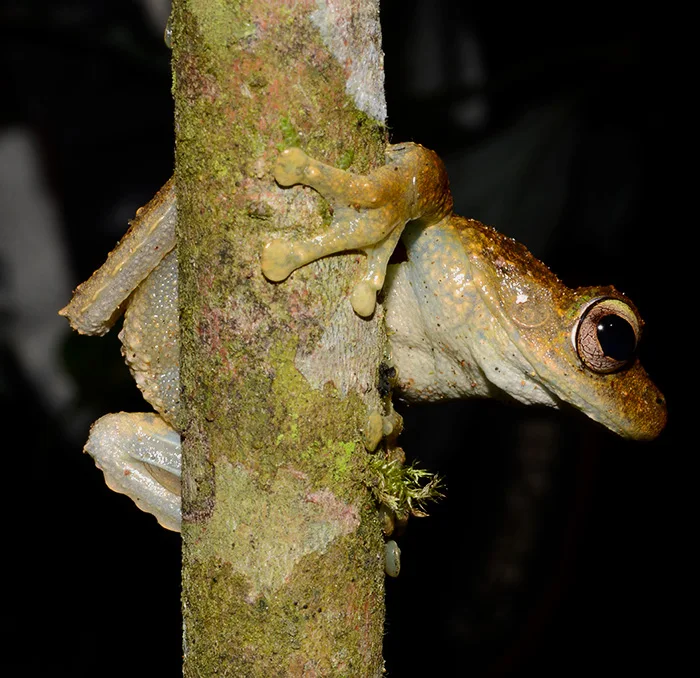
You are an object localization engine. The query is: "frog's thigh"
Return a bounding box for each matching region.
[85,412,181,532]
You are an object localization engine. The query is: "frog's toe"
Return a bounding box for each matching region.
[274,148,310,187]
[351,281,377,317]
[85,412,181,531]
[261,239,304,281]
[363,411,385,452]
[384,539,401,578]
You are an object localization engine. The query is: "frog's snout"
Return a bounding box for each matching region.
[629,392,667,441]
[613,380,667,441]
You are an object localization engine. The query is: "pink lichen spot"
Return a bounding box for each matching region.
[286,466,309,482]
[306,489,360,533]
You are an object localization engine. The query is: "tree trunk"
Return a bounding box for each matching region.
[172,1,389,674]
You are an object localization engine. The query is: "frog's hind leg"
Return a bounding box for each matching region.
[85,412,181,532]
[120,249,180,427]
[59,177,177,336]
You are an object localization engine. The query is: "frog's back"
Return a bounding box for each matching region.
[450,216,566,298]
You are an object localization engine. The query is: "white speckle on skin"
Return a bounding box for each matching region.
[516,293,528,304]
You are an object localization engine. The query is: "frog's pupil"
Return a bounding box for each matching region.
[596,314,636,361]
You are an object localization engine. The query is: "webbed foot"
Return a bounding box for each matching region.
[264,143,454,316]
[85,412,181,531]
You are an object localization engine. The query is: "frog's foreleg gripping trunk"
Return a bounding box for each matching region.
[262,144,453,317]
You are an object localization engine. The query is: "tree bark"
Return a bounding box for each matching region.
[172,1,389,674]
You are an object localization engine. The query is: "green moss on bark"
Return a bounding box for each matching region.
[174,1,388,674]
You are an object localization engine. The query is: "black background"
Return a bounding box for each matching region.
[2,1,682,675]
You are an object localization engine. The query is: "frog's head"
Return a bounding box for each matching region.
[466,223,667,440]
[487,284,666,440]
[544,288,666,440]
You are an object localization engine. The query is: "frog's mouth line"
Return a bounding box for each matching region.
[550,397,627,438]
[547,382,628,437]
[528,359,664,441]
[470,277,664,441]
[488,351,631,437]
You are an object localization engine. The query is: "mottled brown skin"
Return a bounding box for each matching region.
[269,143,667,440]
[264,143,454,316]
[59,142,667,534]
[451,217,666,439]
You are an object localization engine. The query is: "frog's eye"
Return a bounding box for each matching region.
[575,298,640,373]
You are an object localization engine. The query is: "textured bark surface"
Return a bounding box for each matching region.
[172,1,389,674]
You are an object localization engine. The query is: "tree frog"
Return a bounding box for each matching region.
[60,143,666,532]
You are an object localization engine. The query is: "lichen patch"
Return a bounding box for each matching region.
[190,461,360,599]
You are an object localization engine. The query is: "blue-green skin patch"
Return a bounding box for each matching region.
[266,143,666,440]
[60,142,667,531]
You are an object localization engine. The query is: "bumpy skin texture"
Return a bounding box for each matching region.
[59,178,177,336]
[385,217,666,439]
[262,143,453,316]
[267,143,666,439]
[60,143,667,530]
[120,249,179,428]
[60,182,181,531]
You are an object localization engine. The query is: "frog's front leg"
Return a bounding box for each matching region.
[85,412,181,531]
[262,143,454,317]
